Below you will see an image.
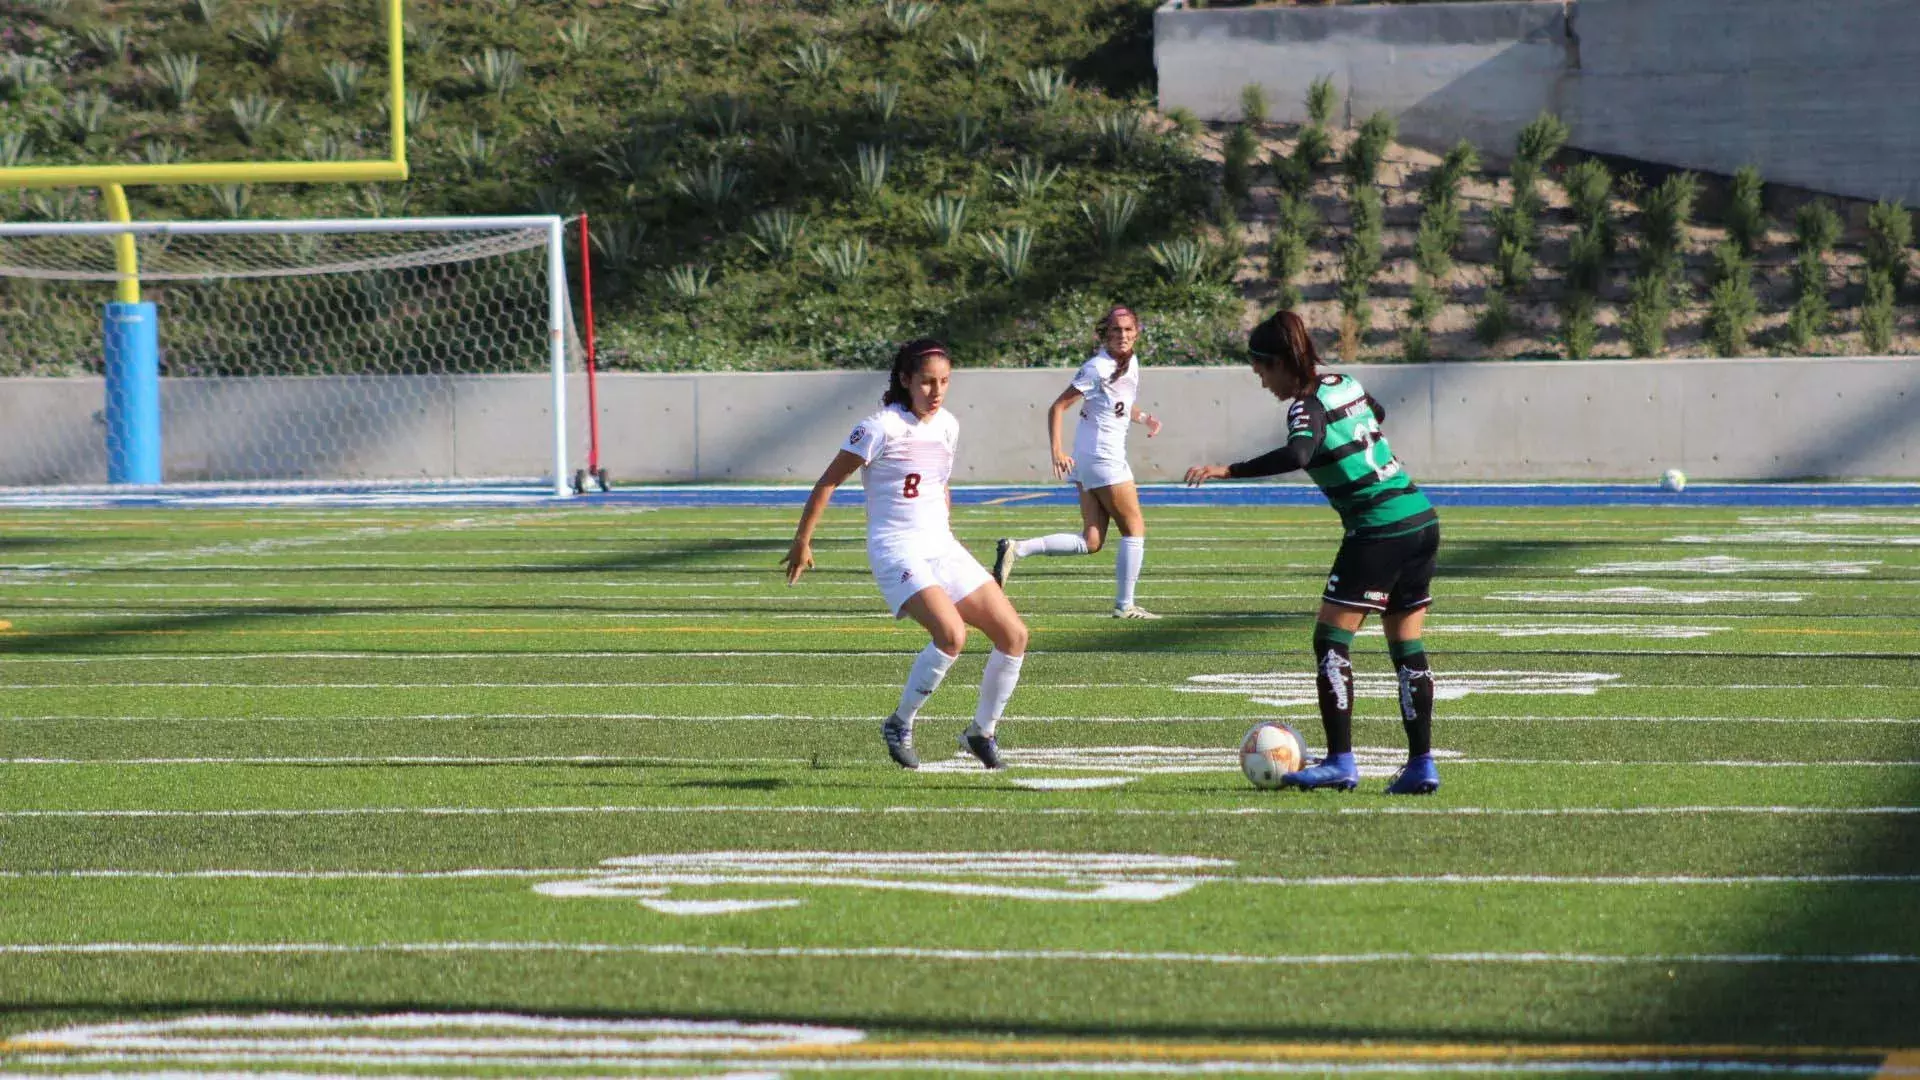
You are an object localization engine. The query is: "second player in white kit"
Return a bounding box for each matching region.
[995,305,1162,618]
[783,339,1030,770]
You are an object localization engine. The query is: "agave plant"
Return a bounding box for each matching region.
[662,263,712,300]
[782,41,841,83]
[771,124,816,168]
[233,6,296,63]
[322,59,365,106]
[56,91,114,144]
[883,0,935,35]
[917,194,968,247]
[207,184,251,219]
[1148,237,1211,287]
[84,25,133,63]
[0,56,55,97]
[1095,111,1144,160]
[191,0,224,23]
[842,143,891,199]
[302,133,353,162]
[810,237,872,286]
[943,32,991,76]
[228,92,282,145]
[746,209,807,260]
[376,87,434,128]
[531,183,581,217]
[706,96,748,138]
[556,14,595,55]
[0,132,32,169]
[352,183,412,219]
[995,156,1061,202]
[590,218,649,274]
[1014,66,1070,109]
[673,160,743,211]
[975,227,1035,282]
[449,127,498,178]
[950,112,985,155]
[462,48,524,98]
[24,189,89,222]
[865,81,901,125]
[1080,189,1140,255]
[142,138,184,165]
[145,52,200,106]
[595,130,662,183]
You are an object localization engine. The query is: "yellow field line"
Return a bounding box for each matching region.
[1877,1050,1920,1078]
[757,1038,1903,1063]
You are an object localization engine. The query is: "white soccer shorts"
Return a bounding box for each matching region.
[870,535,994,617]
[1071,456,1135,491]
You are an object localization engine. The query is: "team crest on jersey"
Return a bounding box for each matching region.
[848,427,865,445]
[900,569,914,582]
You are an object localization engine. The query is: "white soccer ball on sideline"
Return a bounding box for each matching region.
[1240,722,1306,790]
[1660,468,1687,493]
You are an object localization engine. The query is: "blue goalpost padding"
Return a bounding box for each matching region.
[103,301,160,485]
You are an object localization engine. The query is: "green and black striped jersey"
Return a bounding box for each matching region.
[1227,373,1437,539]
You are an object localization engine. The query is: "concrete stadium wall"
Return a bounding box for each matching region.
[2,358,1914,485]
[1154,0,1920,205]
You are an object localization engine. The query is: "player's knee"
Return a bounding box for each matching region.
[1083,529,1105,553]
[998,617,1030,656]
[931,622,967,655]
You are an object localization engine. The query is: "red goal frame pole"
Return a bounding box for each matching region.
[578,213,602,476]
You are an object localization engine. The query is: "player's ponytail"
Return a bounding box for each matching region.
[1096,304,1138,382]
[1247,309,1319,392]
[881,338,951,407]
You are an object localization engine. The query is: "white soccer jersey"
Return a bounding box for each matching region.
[840,403,959,551]
[1070,350,1139,467]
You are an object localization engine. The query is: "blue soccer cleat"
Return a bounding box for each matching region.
[881,713,919,770]
[1280,752,1359,792]
[960,727,1003,770]
[1384,754,1440,795]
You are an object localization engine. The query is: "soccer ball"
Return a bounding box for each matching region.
[1660,468,1687,493]
[1239,722,1306,789]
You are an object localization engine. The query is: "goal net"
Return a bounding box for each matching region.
[0,216,580,494]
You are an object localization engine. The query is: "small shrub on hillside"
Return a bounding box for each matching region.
[1638,172,1699,278]
[1343,110,1395,188]
[1706,265,1759,357]
[1786,290,1830,353]
[1561,293,1597,359]
[1861,270,1896,353]
[1306,76,1335,128]
[1222,123,1258,204]
[1515,111,1568,168]
[1401,324,1432,363]
[1623,271,1673,357]
[1865,201,1913,292]
[1475,291,1512,346]
[1240,83,1267,125]
[1796,200,1843,258]
[1725,164,1767,256]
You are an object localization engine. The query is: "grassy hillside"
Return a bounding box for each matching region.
[0,0,1244,372]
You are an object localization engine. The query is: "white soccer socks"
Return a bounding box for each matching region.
[1114,535,1145,609]
[968,649,1025,738]
[895,643,958,724]
[1013,533,1088,558]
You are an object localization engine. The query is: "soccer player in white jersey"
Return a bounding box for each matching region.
[993,305,1163,618]
[783,339,1030,771]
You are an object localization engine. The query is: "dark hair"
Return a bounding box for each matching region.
[1096,304,1139,381]
[1246,309,1320,392]
[881,338,951,407]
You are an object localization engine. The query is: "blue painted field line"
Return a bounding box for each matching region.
[0,482,1916,509]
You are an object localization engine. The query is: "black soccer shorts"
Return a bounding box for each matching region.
[1322,523,1440,613]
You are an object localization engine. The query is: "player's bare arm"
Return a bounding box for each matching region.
[1046,385,1083,478]
[784,449,865,585]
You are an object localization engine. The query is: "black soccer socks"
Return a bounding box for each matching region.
[1312,623,1356,755]
[1390,637,1434,757]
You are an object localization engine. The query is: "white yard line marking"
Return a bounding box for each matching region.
[0,941,1913,965]
[1577,558,1881,576]
[5,713,1916,726]
[2,805,1914,820]
[1488,587,1808,604]
[5,868,1917,886]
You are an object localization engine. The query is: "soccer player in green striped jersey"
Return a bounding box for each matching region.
[1185,310,1440,795]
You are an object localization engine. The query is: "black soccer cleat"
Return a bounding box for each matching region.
[960,728,1003,770]
[992,538,1020,586]
[881,713,919,769]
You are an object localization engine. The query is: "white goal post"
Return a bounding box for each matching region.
[0,215,578,496]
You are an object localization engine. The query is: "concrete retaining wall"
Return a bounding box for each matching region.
[3,358,1914,485]
[1155,0,1920,204]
